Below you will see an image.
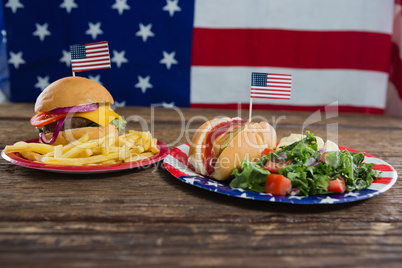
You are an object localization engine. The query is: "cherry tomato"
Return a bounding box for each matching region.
[320,152,327,163]
[265,174,291,195]
[263,148,275,155]
[327,177,346,193]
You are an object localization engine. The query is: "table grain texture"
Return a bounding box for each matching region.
[0,103,401,268]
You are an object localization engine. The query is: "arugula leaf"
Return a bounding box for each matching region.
[230,157,270,192]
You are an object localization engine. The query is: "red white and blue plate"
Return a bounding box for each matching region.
[164,143,398,205]
[2,139,169,174]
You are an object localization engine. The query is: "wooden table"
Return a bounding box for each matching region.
[0,103,401,267]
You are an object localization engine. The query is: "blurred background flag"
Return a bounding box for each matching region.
[0,0,401,115]
[70,41,111,73]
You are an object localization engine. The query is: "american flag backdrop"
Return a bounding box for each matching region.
[0,0,401,115]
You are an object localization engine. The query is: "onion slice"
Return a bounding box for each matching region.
[39,116,66,144]
[306,157,317,166]
[52,104,99,114]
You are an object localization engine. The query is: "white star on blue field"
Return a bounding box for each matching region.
[2,0,194,107]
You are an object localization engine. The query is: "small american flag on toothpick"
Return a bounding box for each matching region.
[248,72,292,122]
[70,41,111,74]
[250,72,292,100]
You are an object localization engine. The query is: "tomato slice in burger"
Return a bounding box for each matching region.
[30,111,67,127]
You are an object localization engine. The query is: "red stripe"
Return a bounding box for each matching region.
[264,85,292,88]
[72,57,109,62]
[268,73,292,77]
[85,41,108,46]
[373,177,394,185]
[192,28,391,72]
[267,82,292,85]
[72,62,111,68]
[86,49,109,55]
[251,92,291,97]
[71,66,111,72]
[373,164,395,172]
[164,163,190,178]
[250,96,291,100]
[190,103,384,114]
[251,88,291,93]
[72,58,110,64]
[251,95,291,98]
[268,79,292,82]
[389,43,402,100]
[170,147,195,171]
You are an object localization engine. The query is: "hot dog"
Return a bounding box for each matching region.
[188,117,277,181]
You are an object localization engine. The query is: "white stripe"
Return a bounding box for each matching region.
[72,64,111,71]
[386,83,402,115]
[251,86,291,91]
[85,43,108,49]
[267,78,292,83]
[369,183,388,191]
[84,52,109,57]
[374,171,396,178]
[190,67,388,108]
[364,157,387,165]
[71,56,110,63]
[268,75,292,80]
[86,48,109,53]
[251,94,290,99]
[194,0,393,34]
[266,84,292,89]
[164,154,200,177]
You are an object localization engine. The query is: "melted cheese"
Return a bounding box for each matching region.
[74,104,122,127]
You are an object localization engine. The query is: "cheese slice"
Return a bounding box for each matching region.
[74,104,122,127]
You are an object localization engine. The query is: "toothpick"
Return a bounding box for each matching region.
[248,97,253,122]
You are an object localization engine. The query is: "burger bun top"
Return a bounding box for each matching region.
[34,76,114,113]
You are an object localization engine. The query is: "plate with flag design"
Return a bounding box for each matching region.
[163,143,397,205]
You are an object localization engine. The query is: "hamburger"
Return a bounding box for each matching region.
[188,117,277,181]
[30,76,126,145]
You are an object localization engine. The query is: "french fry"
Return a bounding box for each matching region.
[77,148,93,158]
[60,140,98,158]
[43,152,120,166]
[6,130,160,166]
[150,138,160,154]
[54,145,63,158]
[4,142,54,155]
[130,145,144,155]
[19,150,43,162]
[126,152,155,163]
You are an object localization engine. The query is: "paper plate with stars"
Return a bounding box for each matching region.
[163,143,398,205]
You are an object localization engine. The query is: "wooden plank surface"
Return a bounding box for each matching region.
[0,103,401,267]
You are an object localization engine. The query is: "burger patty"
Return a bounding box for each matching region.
[42,117,96,134]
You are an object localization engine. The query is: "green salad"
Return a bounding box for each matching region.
[229,131,382,196]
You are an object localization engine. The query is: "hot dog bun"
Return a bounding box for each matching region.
[188,117,277,181]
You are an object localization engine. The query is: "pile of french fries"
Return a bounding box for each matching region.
[4,130,160,166]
